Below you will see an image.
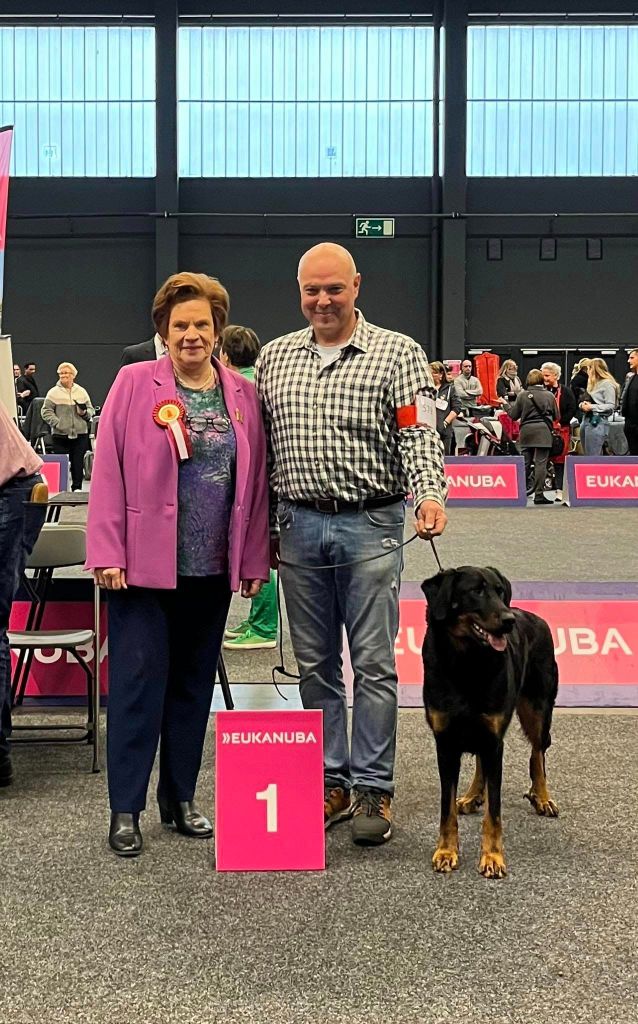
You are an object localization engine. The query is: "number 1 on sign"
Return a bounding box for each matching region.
[256,783,278,833]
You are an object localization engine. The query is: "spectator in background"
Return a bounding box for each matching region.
[496,359,523,401]
[430,361,461,455]
[41,362,94,491]
[579,358,619,456]
[220,325,277,651]
[570,358,591,408]
[15,362,39,410]
[505,369,558,506]
[120,332,166,366]
[621,349,638,456]
[541,362,577,502]
[454,359,483,412]
[14,365,28,413]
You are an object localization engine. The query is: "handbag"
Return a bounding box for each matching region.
[528,393,565,457]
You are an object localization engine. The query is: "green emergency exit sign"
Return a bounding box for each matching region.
[355,217,395,238]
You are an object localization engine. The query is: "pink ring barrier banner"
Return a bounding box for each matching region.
[444,456,527,506]
[565,455,638,506]
[342,583,638,709]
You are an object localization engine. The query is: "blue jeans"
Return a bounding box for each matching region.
[278,500,405,796]
[580,417,610,455]
[0,474,46,758]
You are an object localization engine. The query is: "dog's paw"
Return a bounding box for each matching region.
[524,789,559,817]
[432,847,459,873]
[478,851,507,878]
[457,793,484,815]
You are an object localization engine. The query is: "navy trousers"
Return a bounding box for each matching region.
[107,575,231,813]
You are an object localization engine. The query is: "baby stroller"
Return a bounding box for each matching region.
[464,416,519,457]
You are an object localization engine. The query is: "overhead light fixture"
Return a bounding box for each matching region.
[486,238,503,261]
[586,238,603,260]
[539,238,557,261]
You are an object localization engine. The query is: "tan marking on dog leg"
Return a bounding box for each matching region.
[426,709,450,735]
[478,810,507,879]
[457,757,485,815]
[481,713,507,738]
[517,699,559,816]
[524,749,559,817]
[432,786,459,873]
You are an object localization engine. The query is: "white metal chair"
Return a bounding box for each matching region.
[9,524,101,773]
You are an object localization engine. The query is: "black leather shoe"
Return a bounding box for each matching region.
[0,754,13,788]
[158,799,213,838]
[109,812,142,857]
[533,495,554,505]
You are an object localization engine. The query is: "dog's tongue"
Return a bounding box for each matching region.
[487,632,508,652]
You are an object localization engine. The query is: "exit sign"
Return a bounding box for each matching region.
[355,217,395,238]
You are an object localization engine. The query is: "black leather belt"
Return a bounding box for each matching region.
[288,494,405,514]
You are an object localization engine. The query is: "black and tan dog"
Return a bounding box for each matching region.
[422,567,559,879]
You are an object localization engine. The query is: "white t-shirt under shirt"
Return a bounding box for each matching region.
[316,338,352,370]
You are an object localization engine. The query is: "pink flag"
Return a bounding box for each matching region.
[0,126,12,253]
[0,126,13,328]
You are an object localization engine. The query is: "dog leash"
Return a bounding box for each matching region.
[271,533,443,695]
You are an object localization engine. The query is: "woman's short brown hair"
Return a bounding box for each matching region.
[526,369,544,387]
[221,324,261,369]
[152,272,230,339]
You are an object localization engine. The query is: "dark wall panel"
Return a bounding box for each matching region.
[466,237,638,350]
[179,235,433,351]
[3,237,155,403]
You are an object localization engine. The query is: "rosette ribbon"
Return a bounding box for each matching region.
[153,399,192,462]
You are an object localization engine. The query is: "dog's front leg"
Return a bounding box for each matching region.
[432,740,461,873]
[478,742,507,878]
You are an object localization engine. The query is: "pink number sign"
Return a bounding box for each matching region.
[215,710,325,872]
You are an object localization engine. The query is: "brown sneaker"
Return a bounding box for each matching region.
[351,788,393,846]
[324,786,353,830]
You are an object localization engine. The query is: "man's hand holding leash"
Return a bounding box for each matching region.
[415,499,447,539]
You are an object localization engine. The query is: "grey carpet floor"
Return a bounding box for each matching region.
[2,710,637,1024]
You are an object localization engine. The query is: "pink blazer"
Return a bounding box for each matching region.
[85,356,270,591]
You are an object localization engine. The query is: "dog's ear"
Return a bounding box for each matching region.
[486,567,512,607]
[421,569,458,621]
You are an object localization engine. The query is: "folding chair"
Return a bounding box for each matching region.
[9,524,100,773]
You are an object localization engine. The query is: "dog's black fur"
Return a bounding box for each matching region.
[422,566,559,878]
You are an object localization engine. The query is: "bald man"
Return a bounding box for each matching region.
[255,242,447,846]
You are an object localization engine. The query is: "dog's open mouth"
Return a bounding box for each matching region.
[471,622,508,652]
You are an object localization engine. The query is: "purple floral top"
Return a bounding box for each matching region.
[176,383,236,576]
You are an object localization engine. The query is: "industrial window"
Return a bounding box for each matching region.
[0,26,156,176]
[467,25,638,176]
[178,25,435,177]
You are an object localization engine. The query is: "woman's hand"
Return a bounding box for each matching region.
[94,568,127,590]
[241,579,263,598]
[580,401,593,412]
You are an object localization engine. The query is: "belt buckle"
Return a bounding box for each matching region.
[314,498,338,513]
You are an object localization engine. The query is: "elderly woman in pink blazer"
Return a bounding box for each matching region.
[86,271,269,857]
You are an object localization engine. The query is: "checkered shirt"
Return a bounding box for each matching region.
[254,310,447,529]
